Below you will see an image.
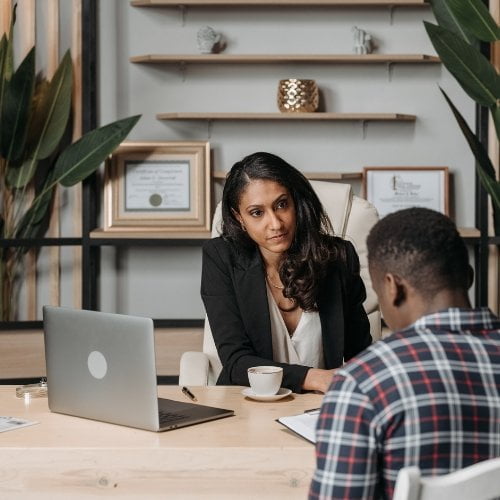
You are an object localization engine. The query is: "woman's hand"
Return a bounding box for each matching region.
[302,368,336,393]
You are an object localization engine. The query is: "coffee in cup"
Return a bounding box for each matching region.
[247,366,283,396]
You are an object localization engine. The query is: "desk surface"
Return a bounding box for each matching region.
[0,385,322,499]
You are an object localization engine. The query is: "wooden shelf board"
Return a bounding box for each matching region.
[458,227,481,239]
[213,170,362,180]
[90,229,211,239]
[131,54,439,64]
[132,0,428,7]
[157,112,416,121]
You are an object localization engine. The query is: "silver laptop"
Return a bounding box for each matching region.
[43,306,234,432]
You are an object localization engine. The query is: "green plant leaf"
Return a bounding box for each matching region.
[440,88,500,212]
[444,0,500,42]
[492,104,500,142]
[53,115,141,187]
[425,22,499,104]
[27,50,72,160]
[0,36,9,124]
[15,174,55,238]
[428,0,475,44]
[6,158,37,188]
[424,22,500,107]
[1,47,35,161]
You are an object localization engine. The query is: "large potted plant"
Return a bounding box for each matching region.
[0,8,139,320]
[424,0,500,234]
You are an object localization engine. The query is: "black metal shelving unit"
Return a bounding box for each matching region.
[1,0,497,332]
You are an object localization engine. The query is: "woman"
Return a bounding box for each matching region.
[201,152,371,393]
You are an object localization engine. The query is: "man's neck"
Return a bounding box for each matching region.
[400,288,472,328]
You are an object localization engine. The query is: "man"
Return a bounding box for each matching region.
[309,207,500,499]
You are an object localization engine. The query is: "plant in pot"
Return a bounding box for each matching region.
[424,0,500,235]
[0,9,140,320]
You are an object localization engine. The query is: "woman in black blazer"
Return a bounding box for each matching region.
[201,152,372,393]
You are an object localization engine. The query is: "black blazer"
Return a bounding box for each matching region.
[200,236,372,393]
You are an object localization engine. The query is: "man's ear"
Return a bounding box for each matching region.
[386,273,407,307]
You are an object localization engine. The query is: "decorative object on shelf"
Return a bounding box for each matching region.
[352,26,373,54]
[197,26,223,54]
[277,79,319,113]
[363,166,449,218]
[424,0,500,235]
[103,141,211,233]
[0,6,139,321]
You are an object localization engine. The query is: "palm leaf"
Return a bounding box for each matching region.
[53,115,141,187]
[492,104,500,142]
[424,22,500,107]
[440,88,500,212]
[15,172,55,238]
[444,0,500,42]
[27,50,72,160]
[0,36,9,127]
[428,0,475,44]
[6,158,37,188]
[1,47,35,160]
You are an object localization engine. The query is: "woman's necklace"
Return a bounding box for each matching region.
[266,274,298,312]
[266,273,284,289]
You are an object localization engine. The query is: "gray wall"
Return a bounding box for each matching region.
[97,1,476,318]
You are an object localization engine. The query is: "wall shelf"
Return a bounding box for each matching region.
[213,170,362,180]
[132,0,427,7]
[458,227,481,240]
[89,229,211,241]
[157,112,416,122]
[131,54,440,65]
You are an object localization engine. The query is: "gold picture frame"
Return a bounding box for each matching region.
[104,141,211,232]
[363,166,450,218]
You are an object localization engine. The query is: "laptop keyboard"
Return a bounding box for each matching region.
[159,410,187,425]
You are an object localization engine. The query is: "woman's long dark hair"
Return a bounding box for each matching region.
[222,152,345,311]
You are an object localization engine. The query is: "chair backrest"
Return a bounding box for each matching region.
[393,459,500,500]
[203,181,380,385]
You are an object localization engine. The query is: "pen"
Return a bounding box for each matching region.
[182,386,197,402]
[304,408,320,414]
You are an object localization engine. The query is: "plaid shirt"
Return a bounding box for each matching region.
[309,308,500,500]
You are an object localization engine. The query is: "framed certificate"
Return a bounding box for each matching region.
[103,141,211,232]
[363,167,449,218]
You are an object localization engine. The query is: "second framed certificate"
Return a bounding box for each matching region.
[363,167,449,218]
[104,141,211,232]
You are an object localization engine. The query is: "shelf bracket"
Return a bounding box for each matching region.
[387,62,394,82]
[388,6,395,25]
[179,61,187,81]
[207,119,214,139]
[179,5,187,26]
[361,120,368,140]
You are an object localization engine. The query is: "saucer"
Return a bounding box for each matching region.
[241,387,292,402]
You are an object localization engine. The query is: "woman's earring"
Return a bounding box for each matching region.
[241,223,246,232]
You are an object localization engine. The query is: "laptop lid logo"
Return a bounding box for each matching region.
[87,351,108,379]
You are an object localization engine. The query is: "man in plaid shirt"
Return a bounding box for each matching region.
[309,208,500,499]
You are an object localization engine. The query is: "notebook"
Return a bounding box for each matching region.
[43,306,234,432]
[277,409,319,443]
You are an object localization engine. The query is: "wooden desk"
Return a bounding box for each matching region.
[0,386,322,498]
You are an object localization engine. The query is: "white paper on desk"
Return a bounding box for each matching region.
[277,411,319,444]
[0,416,38,433]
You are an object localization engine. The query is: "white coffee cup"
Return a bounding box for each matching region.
[247,366,283,396]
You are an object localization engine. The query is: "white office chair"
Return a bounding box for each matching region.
[179,181,380,386]
[392,459,500,500]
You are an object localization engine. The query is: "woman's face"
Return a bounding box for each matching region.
[236,179,296,260]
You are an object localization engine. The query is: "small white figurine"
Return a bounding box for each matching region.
[197,26,222,54]
[352,26,373,55]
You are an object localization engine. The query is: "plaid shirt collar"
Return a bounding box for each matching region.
[411,307,499,333]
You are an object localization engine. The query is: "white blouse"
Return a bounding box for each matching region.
[266,283,325,369]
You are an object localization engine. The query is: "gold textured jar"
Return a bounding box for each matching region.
[277,79,319,113]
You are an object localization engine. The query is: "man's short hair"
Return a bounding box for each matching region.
[366,207,470,295]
